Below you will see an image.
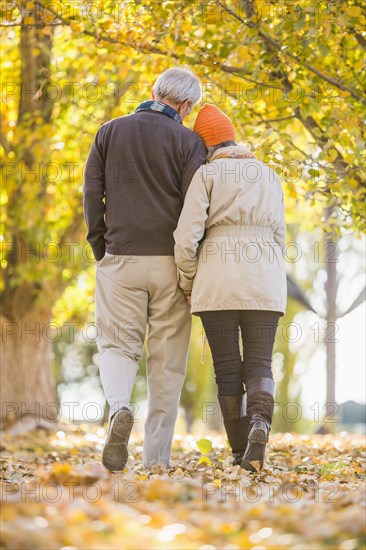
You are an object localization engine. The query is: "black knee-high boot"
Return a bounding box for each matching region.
[240,378,275,472]
[218,394,249,465]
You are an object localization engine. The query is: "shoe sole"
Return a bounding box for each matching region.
[102,410,134,472]
[249,427,267,445]
[240,428,267,471]
[240,457,262,472]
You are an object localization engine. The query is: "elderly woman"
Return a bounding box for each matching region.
[174,104,287,471]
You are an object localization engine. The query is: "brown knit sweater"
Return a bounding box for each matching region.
[83,110,207,260]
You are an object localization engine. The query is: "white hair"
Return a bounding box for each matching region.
[153,67,202,105]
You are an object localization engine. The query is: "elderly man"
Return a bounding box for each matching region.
[83,68,206,470]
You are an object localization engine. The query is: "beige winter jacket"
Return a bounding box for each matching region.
[174,145,287,315]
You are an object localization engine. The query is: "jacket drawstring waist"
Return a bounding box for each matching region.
[205,225,275,239]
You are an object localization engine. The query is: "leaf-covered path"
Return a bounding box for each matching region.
[1,423,365,549]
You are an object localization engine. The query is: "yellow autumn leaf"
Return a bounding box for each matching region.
[70,21,85,33]
[101,20,113,30]
[51,462,72,474]
[344,6,362,17]
[23,15,35,25]
[344,153,356,164]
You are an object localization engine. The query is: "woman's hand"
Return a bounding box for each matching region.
[179,287,192,305]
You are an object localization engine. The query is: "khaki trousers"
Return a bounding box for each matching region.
[95,253,191,467]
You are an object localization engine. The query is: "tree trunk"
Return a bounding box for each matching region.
[325,251,338,407]
[0,308,58,423]
[184,406,194,433]
[0,3,57,425]
[324,206,339,416]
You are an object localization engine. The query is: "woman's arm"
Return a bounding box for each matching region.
[174,166,211,293]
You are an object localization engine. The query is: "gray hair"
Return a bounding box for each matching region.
[207,140,237,161]
[153,67,202,106]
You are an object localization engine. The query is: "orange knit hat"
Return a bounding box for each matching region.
[193,103,236,147]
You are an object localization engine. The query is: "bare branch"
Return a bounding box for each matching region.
[354,32,366,50]
[293,107,365,188]
[36,1,170,58]
[217,0,365,104]
[220,64,282,89]
[339,286,366,318]
[257,115,296,124]
[0,22,63,27]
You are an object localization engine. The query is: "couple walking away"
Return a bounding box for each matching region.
[83,67,287,473]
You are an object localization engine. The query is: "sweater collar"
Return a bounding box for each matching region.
[134,100,182,124]
[210,145,256,161]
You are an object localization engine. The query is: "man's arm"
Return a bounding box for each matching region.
[174,167,211,293]
[181,137,207,197]
[83,127,106,261]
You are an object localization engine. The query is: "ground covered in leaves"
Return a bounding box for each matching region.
[0,422,365,550]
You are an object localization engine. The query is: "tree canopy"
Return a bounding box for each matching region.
[1,1,365,306]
